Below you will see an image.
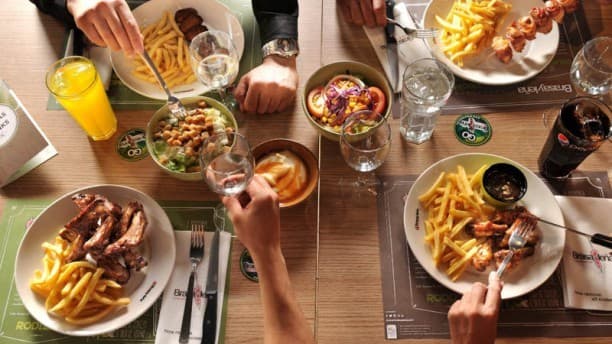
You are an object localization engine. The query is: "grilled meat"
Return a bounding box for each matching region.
[83,215,117,251]
[494,246,536,271]
[97,255,131,284]
[174,7,208,41]
[472,240,494,272]
[492,36,513,64]
[124,247,148,271]
[545,0,565,23]
[104,210,147,256]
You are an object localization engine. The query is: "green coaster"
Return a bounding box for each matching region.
[454,113,492,146]
[116,128,149,161]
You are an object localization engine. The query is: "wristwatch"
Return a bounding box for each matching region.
[262,38,299,58]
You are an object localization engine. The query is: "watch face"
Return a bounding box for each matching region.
[279,39,290,52]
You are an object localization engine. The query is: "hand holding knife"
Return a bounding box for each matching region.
[202,230,220,344]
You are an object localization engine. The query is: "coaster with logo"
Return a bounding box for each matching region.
[454,113,492,146]
[239,248,258,282]
[116,128,149,161]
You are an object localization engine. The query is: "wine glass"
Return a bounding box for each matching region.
[569,36,611,102]
[200,131,254,225]
[189,30,240,110]
[339,110,391,197]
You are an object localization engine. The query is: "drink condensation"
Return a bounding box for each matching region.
[400,66,453,144]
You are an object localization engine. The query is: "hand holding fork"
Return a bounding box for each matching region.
[179,224,205,344]
[495,216,537,279]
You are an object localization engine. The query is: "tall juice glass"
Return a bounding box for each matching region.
[46,56,117,140]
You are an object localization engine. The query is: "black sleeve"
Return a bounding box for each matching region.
[29,0,76,27]
[252,0,298,45]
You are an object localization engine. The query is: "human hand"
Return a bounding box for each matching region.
[337,0,386,27]
[448,272,503,344]
[233,55,298,114]
[66,0,143,56]
[222,175,281,259]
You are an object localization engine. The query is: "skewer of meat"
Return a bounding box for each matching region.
[492,36,513,64]
[506,21,527,52]
[545,0,565,23]
[557,0,579,14]
[529,7,553,34]
[517,15,537,40]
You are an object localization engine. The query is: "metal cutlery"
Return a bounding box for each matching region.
[536,217,612,249]
[179,223,205,344]
[496,217,537,278]
[202,230,220,344]
[384,0,400,91]
[140,50,187,120]
[386,17,439,40]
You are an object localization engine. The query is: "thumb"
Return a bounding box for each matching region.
[233,75,248,104]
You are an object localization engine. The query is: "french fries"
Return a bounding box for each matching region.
[419,164,496,281]
[435,0,512,67]
[132,10,197,88]
[30,236,130,325]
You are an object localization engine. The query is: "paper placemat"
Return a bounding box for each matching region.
[393,1,591,116]
[376,171,612,340]
[47,0,263,111]
[0,199,233,343]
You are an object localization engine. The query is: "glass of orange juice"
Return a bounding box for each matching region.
[46,56,117,141]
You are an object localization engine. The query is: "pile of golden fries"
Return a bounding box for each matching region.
[30,236,130,325]
[418,164,497,281]
[435,0,512,67]
[132,11,197,88]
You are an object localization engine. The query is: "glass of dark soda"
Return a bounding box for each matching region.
[538,96,611,179]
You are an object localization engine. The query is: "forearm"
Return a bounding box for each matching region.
[252,0,298,43]
[252,248,314,344]
[29,0,75,27]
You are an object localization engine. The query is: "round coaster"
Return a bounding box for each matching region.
[239,248,258,282]
[454,114,492,146]
[116,128,149,161]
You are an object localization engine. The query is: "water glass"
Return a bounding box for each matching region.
[569,37,611,100]
[538,97,611,179]
[400,58,454,144]
[46,56,117,141]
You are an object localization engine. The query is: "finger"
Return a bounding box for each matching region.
[91,16,121,51]
[243,84,259,114]
[83,23,106,47]
[116,2,144,54]
[257,92,272,114]
[277,92,295,113]
[222,195,242,217]
[485,271,503,310]
[348,1,364,25]
[359,0,376,27]
[372,0,387,26]
[463,282,487,305]
[96,4,130,52]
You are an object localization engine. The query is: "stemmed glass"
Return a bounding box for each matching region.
[200,132,255,216]
[339,110,391,197]
[569,36,611,101]
[189,30,240,110]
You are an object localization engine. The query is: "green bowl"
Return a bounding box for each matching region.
[301,61,393,142]
[145,96,237,181]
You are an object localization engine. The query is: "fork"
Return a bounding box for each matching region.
[386,17,438,40]
[179,223,205,344]
[140,50,187,120]
[495,217,536,278]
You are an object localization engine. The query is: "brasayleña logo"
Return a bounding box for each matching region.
[517,83,573,95]
[572,249,611,273]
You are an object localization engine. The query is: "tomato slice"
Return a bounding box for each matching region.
[368,86,387,115]
[307,86,326,118]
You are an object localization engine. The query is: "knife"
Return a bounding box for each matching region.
[384,0,399,93]
[202,230,219,344]
[536,218,612,249]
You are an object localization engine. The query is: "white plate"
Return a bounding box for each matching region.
[110,0,245,100]
[14,185,176,336]
[423,0,560,85]
[403,153,566,299]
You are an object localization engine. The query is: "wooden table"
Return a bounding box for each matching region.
[0,0,610,343]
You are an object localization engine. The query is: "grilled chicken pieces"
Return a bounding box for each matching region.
[492,0,580,63]
[467,206,539,272]
[60,194,148,284]
[175,7,208,41]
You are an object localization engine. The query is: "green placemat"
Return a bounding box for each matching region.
[0,198,233,343]
[47,0,262,111]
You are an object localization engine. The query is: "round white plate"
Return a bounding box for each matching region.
[110,0,245,100]
[423,0,560,85]
[15,185,176,336]
[403,153,565,299]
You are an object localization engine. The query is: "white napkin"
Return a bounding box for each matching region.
[363,2,432,92]
[557,196,612,311]
[155,230,232,344]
